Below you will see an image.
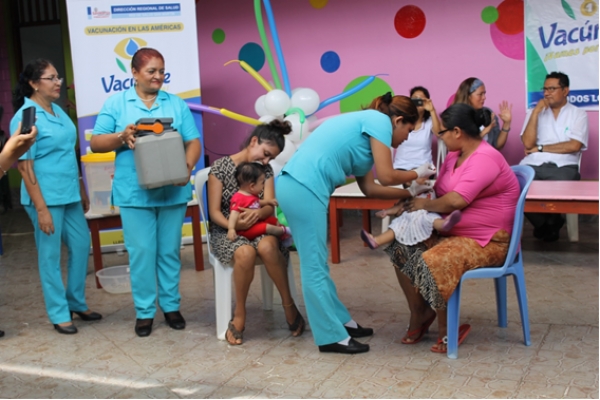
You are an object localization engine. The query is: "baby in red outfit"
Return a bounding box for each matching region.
[228,162,292,246]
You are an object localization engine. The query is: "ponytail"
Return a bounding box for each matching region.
[12,58,52,111]
[242,119,292,152]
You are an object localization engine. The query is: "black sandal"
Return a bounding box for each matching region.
[283,303,305,337]
[226,320,244,345]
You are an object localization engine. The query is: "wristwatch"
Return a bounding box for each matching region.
[537,145,544,152]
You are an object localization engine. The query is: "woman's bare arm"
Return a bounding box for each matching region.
[355,171,412,200]
[371,138,419,186]
[407,191,468,214]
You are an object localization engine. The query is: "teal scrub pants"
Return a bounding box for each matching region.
[120,204,187,319]
[25,202,90,324]
[277,174,351,346]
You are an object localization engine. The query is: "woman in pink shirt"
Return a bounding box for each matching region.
[385,103,520,353]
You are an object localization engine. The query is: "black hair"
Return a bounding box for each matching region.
[440,103,486,139]
[546,71,569,88]
[241,119,292,152]
[409,86,431,122]
[12,58,53,111]
[235,162,266,186]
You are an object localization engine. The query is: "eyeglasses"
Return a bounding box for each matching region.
[39,76,64,84]
[542,86,563,93]
[437,128,451,136]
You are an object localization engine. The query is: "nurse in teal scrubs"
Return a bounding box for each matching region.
[277,93,437,354]
[91,48,201,337]
[11,59,102,335]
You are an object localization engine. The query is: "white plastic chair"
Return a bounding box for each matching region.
[436,137,447,170]
[194,167,298,340]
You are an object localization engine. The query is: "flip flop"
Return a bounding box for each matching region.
[360,229,379,249]
[430,324,471,353]
[401,313,436,344]
[226,320,244,345]
[284,303,306,337]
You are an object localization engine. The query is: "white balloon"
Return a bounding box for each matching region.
[291,87,304,96]
[296,130,312,147]
[259,115,277,124]
[274,137,297,165]
[284,113,310,144]
[254,95,268,117]
[264,89,291,116]
[291,88,320,115]
[269,159,284,177]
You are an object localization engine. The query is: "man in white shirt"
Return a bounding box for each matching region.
[520,72,589,242]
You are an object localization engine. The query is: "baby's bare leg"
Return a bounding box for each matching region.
[432,218,445,232]
[376,205,404,218]
[361,228,395,249]
[373,229,396,246]
[434,210,462,233]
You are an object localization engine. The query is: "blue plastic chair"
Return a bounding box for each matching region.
[446,165,535,359]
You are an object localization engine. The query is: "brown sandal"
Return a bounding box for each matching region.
[226,320,244,345]
[283,303,305,337]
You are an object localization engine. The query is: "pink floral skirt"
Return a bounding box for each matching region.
[384,230,510,309]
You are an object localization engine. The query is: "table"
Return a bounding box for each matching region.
[329,180,599,264]
[524,181,599,215]
[86,200,204,288]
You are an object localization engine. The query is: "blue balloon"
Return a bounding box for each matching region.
[263,0,291,96]
[313,75,377,114]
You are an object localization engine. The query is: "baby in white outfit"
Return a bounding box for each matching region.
[361,179,461,248]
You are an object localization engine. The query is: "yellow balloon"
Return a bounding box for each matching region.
[224,59,273,92]
[220,109,262,126]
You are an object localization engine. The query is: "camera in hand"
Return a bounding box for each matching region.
[20,106,36,134]
[411,98,424,107]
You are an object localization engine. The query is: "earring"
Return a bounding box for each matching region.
[35,88,38,91]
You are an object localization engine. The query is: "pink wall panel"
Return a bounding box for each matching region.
[196,0,598,178]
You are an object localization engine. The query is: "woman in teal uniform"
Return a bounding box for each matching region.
[11,59,102,335]
[277,93,436,353]
[91,48,201,337]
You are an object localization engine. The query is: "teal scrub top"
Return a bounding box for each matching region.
[93,87,200,207]
[11,98,81,206]
[282,109,392,206]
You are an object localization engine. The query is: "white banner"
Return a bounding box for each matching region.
[525,0,599,110]
[66,0,203,141]
[65,0,204,244]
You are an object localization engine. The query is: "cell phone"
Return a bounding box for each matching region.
[411,98,424,107]
[20,106,36,134]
